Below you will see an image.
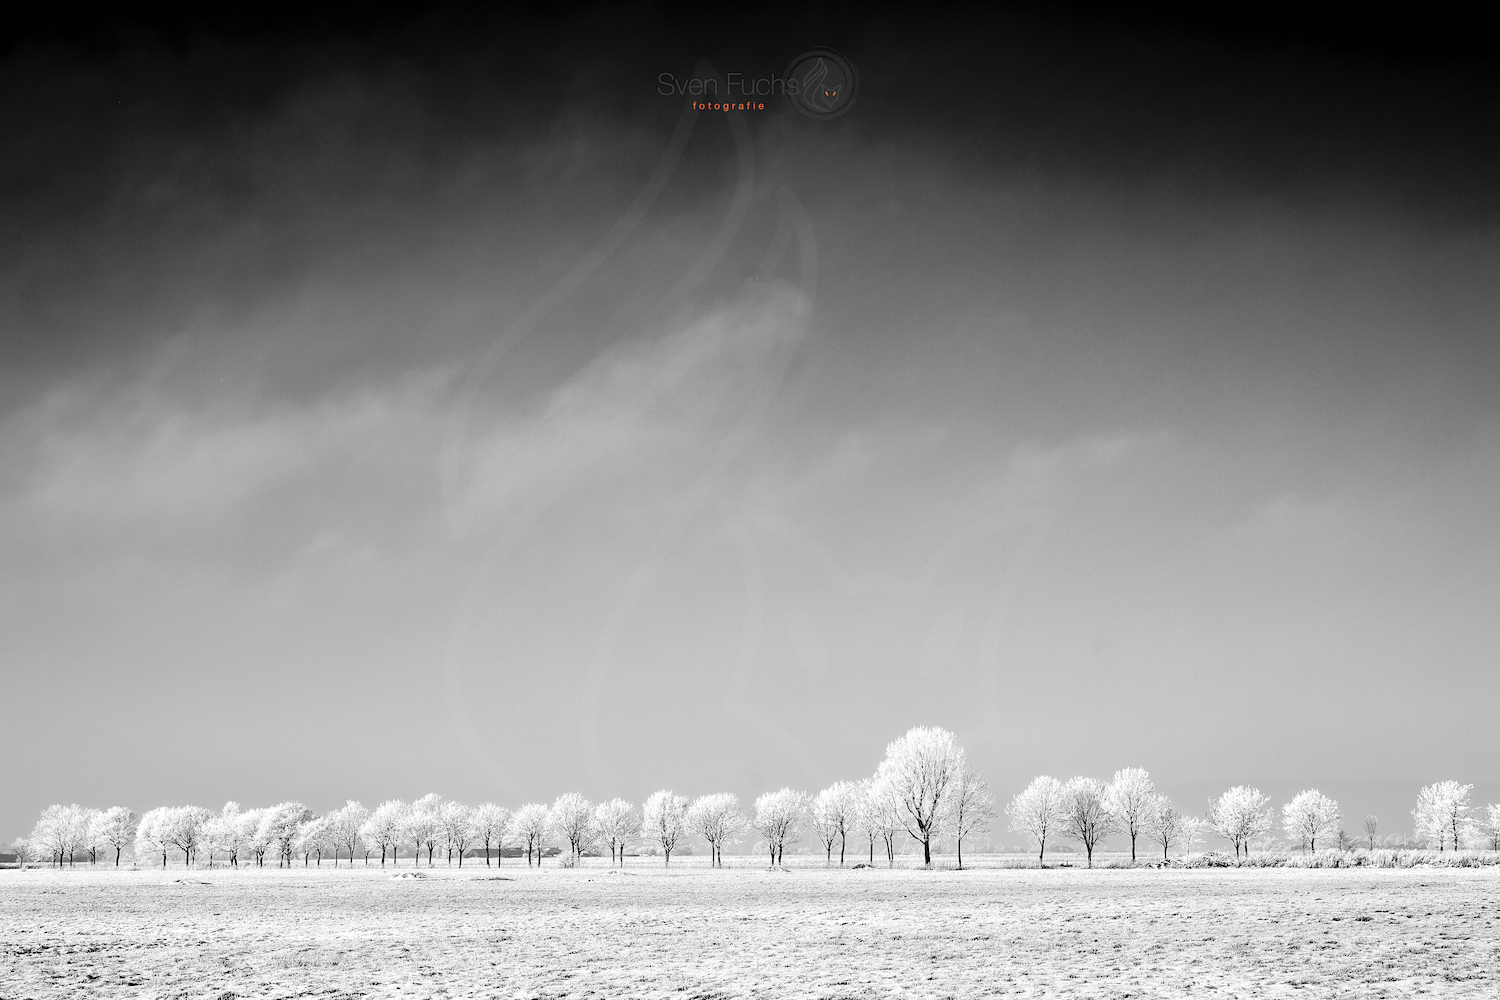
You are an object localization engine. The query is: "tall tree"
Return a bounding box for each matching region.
[875,726,966,866]
[1104,768,1155,861]
[1061,777,1116,868]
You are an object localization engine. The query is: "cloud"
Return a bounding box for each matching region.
[445,281,810,537]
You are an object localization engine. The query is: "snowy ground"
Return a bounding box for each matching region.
[2,860,1496,998]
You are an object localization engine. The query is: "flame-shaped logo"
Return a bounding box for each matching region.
[785,49,859,121]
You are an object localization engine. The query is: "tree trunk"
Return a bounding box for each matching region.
[1038,836,1045,863]
[923,838,931,865]
[839,834,845,867]
[1085,843,1092,869]
[115,847,122,866]
[1130,832,1136,861]
[957,838,963,870]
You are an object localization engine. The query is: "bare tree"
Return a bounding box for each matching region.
[752,788,807,866]
[1363,815,1379,851]
[642,790,689,866]
[1061,777,1116,868]
[96,807,138,867]
[1006,776,1066,862]
[875,726,966,866]
[548,794,595,864]
[1143,794,1199,860]
[687,793,746,868]
[944,765,995,869]
[593,799,640,868]
[1281,789,1340,852]
[1104,768,1155,862]
[327,801,368,867]
[1412,781,1474,852]
[507,803,551,867]
[470,803,510,867]
[360,800,408,866]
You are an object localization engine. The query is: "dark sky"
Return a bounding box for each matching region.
[2,5,1497,849]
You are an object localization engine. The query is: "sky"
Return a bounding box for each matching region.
[2,7,1497,851]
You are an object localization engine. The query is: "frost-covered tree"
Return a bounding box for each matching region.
[96,806,138,867]
[593,799,640,868]
[1006,775,1066,862]
[944,765,995,869]
[239,808,272,867]
[163,806,213,868]
[72,808,106,865]
[687,793,746,868]
[507,803,551,867]
[202,803,242,867]
[869,779,905,867]
[1281,789,1341,852]
[1104,768,1155,861]
[1143,793,1199,860]
[470,803,510,866]
[809,786,846,867]
[260,802,313,867]
[295,815,334,865]
[30,804,86,867]
[360,800,407,866]
[642,790,689,866]
[437,801,474,866]
[1482,804,1500,852]
[1363,815,1379,851]
[875,726,966,866]
[851,778,882,866]
[1412,781,1474,852]
[1205,786,1272,858]
[327,801,368,867]
[1061,777,1116,868]
[547,794,595,864]
[9,837,38,867]
[405,793,443,866]
[134,807,173,868]
[752,788,807,866]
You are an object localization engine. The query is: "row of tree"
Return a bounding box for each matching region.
[15,728,1500,870]
[1005,775,1500,867]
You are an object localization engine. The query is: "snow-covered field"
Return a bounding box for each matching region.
[2,862,1496,998]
